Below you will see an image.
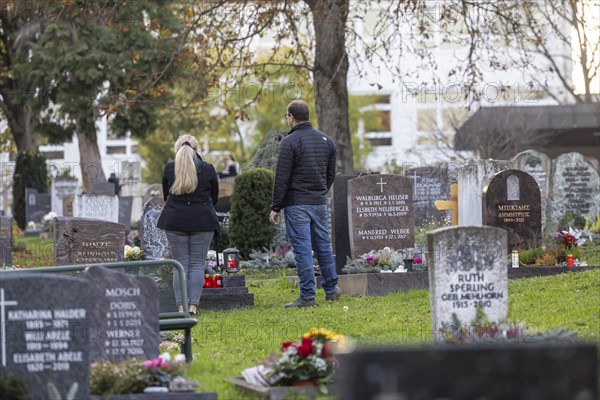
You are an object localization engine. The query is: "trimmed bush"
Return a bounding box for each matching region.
[12,151,48,230]
[228,168,275,259]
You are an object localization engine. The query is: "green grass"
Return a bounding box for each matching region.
[12,236,54,268]
[190,269,600,399]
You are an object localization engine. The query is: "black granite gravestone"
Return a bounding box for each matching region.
[332,175,358,273]
[25,188,51,224]
[86,266,159,362]
[0,216,12,267]
[54,217,126,265]
[336,343,598,400]
[118,196,133,231]
[483,169,542,249]
[0,272,90,400]
[405,166,449,226]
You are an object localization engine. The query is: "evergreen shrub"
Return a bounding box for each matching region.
[12,151,48,230]
[228,168,275,259]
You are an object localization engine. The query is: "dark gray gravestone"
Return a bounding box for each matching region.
[347,174,414,258]
[427,226,508,341]
[141,198,169,260]
[54,217,125,265]
[214,196,231,227]
[86,266,159,362]
[332,175,358,273]
[25,188,51,224]
[483,169,542,250]
[549,152,600,223]
[336,343,598,400]
[405,165,449,226]
[0,216,12,267]
[118,196,133,231]
[0,272,90,400]
[90,182,117,196]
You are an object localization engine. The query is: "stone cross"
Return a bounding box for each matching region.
[0,288,18,367]
[377,178,387,193]
[434,183,458,225]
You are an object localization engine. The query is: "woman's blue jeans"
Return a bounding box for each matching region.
[284,204,338,300]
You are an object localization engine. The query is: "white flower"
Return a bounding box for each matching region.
[174,354,186,363]
[159,352,171,362]
[343,306,348,312]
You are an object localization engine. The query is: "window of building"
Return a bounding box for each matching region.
[42,151,64,160]
[443,108,469,131]
[417,108,437,131]
[106,146,126,155]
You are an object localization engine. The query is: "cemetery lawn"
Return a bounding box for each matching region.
[189,268,600,399]
[12,236,54,268]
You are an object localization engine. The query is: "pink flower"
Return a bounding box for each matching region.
[413,257,422,264]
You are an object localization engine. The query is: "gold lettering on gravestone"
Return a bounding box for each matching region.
[75,242,117,263]
[497,204,532,223]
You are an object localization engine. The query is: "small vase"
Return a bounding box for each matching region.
[292,379,316,387]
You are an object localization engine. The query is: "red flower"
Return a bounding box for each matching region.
[281,341,296,351]
[297,338,314,358]
[321,344,332,358]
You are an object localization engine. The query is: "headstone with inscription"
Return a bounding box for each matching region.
[141,198,169,260]
[511,150,551,225]
[405,166,449,226]
[215,196,231,227]
[457,160,514,226]
[54,217,125,265]
[74,194,119,223]
[549,152,600,223]
[347,174,414,258]
[483,170,542,250]
[0,216,12,267]
[332,175,358,273]
[427,226,508,340]
[25,188,52,224]
[0,272,90,400]
[86,266,159,362]
[118,196,133,231]
[51,180,79,217]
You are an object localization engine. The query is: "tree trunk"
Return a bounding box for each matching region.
[309,0,354,174]
[76,121,106,193]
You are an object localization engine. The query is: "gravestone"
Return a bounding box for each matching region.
[549,152,600,223]
[51,180,79,216]
[143,183,163,206]
[427,226,508,340]
[118,196,133,231]
[457,159,513,226]
[54,217,126,265]
[87,266,159,362]
[141,198,169,260]
[90,182,117,196]
[512,150,551,224]
[74,194,119,223]
[0,216,12,267]
[332,175,358,273]
[63,195,74,217]
[405,165,449,226]
[347,174,414,258]
[0,272,90,400]
[215,196,231,227]
[483,169,542,250]
[25,188,52,224]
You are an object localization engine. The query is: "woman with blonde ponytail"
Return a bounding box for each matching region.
[157,134,219,316]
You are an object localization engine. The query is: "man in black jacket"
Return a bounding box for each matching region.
[270,100,341,307]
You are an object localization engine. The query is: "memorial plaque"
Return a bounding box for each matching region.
[74,194,119,223]
[0,216,12,267]
[512,150,551,224]
[347,174,414,258]
[87,266,159,362]
[54,217,125,265]
[427,226,508,340]
[51,180,79,216]
[483,169,542,249]
[0,272,90,400]
[549,152,600,222]
[141,198,169,260]
[118,196,133,231]
[457,160,514,226]
[405,166,449,226]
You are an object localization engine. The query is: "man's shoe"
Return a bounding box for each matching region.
[284,297,317,308]
[325,287,341,301]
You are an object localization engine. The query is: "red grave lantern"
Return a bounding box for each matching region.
[223,248,240,274]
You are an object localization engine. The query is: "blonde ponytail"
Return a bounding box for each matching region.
[170,135,200,195]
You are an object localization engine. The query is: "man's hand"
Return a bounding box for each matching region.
[269,211,281,225]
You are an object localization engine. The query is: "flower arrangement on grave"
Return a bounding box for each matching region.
[124,245,144,261]
[264,328,343,389]
[205,250,219,273]
[440,309,578,345]
[342,247,424,274]
[90,353,187,395]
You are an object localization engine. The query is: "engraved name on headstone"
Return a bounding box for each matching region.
[483,170,542,249]
[0,272,90,400]
[405,166,449,226]
[348,174,414,258]
[87,266,159,362]
[427,226,508,340]
[54,217,125,265]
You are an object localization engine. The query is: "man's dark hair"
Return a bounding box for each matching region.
[287,100,309,121]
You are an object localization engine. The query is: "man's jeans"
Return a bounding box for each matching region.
[284,204,338,299]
